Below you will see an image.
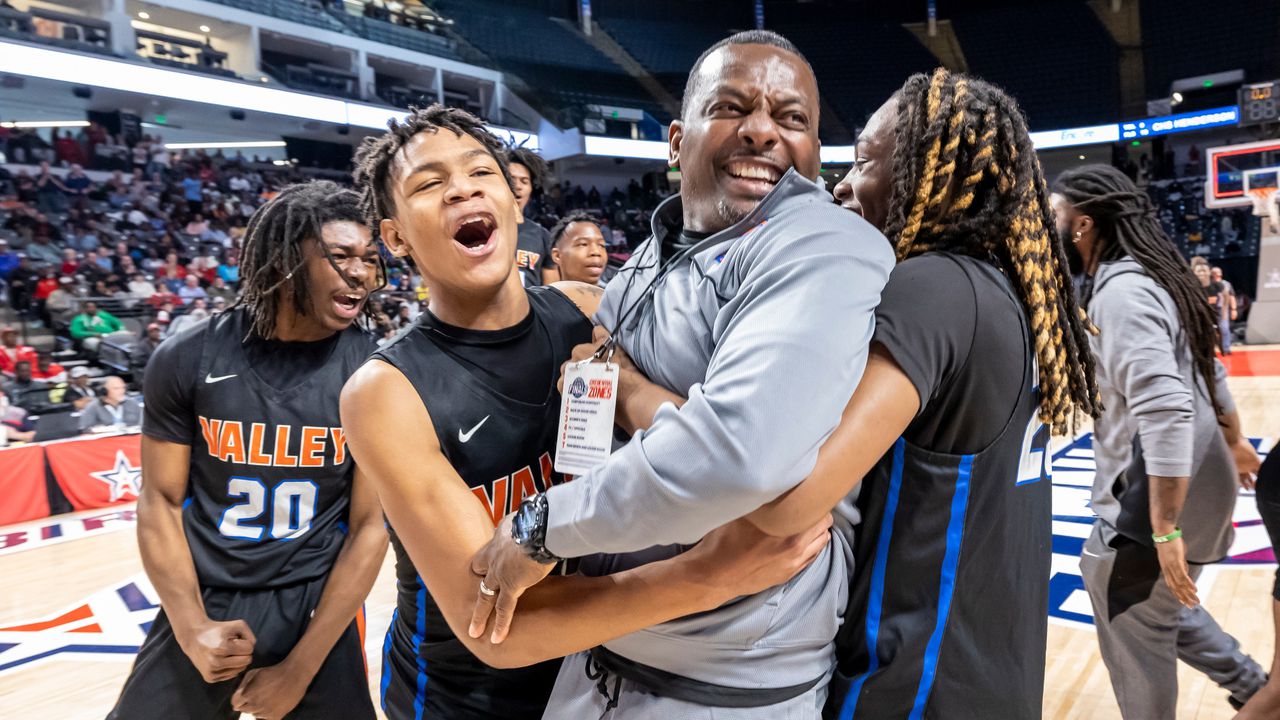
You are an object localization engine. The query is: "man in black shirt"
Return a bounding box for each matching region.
[509,147,558,287]
[107,182,388,720]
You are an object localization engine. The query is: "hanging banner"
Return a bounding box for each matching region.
[44,433,142,511]
[0,444,49,525]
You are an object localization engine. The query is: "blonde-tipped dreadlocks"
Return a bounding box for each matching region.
[884,68,1100,433]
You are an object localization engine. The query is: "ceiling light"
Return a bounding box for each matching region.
[0,120,90,128]
[137,11,149,19]
[199,25,211,32]
[165,140,286,150]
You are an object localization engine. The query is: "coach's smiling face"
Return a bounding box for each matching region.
[670,43,821,234]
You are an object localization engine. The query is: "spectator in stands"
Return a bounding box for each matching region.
[70,300,123,353]
[127,272,156,299]
[206,274,236,304]
[178,274,207,304]
[0,389,36,446]
[32,269,57,319]
[148,282,180,310]
[216,252,240,284]
[78,375,141,433]
[62,163,92,208]
[2,360,48,411]
[0,240,19,281]
[34,161,65,214]
[507,147,557,286]
[181,170,204,214]
[548,211,608,286]
[30,350,66,383]
[44,276,76,326]
[24,231,62,267]
[0,325,37,376]
[130,322,163,383]
[1212,266,1238,323]
[1193,261,1230,354]
[185,213,210,238]
[210,295,228,315]
[148,139,170,177]
[50,365,95,410]
[166,299,208,336]
[59,247,79,277]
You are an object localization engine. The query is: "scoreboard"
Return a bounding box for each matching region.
[1240,81,1280,127]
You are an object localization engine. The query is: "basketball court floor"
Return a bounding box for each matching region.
[3,347,1280,719]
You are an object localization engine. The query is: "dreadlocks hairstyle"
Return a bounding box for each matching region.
[233,180,384,340]
[549,211,601,247]
[883,68,1100,433]
[1054,164,1223,413]
[352,104,515,238]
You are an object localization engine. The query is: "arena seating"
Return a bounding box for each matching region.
[768,8,937,136]
[951,2,1119,129]
[1141,0,1280,99]
[432,0,665,121]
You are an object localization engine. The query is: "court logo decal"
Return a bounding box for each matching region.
[1049,434,1272,627]
[0,504,137,557]
[0,574,158,676]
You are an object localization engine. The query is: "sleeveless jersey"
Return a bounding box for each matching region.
[835,258,1051,720]
[371,286,592,719]
[183,308,377,589]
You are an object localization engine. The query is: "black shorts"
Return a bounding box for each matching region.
[107,576,374,719]
[380,614,560,720]
[1256,448,1280,601]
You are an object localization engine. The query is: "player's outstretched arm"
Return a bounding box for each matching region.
[137,436,255,683]
[746,344,919,537]
[231,466,389,718]
[341,359,828,668]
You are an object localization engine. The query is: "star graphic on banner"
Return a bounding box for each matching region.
[90,451,141,502]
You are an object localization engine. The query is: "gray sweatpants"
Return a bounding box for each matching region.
[1079,523,1266,719]
[541,652,829,720]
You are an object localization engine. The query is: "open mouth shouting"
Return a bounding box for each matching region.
[452,212,498,257]
[332,289,367,320]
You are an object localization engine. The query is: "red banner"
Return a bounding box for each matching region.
[44,434,142,511]
[0,444,49,525]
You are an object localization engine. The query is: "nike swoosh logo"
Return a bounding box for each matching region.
[458,416,490,443]
[204,373,237,384]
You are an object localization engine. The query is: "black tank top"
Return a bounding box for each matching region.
[184,308,377,589]
[836,260,1051,720]
[371,286,592,717]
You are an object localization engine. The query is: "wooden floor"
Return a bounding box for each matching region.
[3,348,1279,719]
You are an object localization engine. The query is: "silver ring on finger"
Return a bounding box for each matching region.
[479,579,497,596]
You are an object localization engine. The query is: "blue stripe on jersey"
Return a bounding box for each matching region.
[907,453,974,720]
[414,578,428,720]
[840,437,907,720]
[379,608,397,712]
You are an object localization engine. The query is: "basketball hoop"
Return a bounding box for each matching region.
[1248,187,1280,235]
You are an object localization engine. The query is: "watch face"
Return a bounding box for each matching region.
[513,500,537,544]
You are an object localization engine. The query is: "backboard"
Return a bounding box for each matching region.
[1204,139,1280,208]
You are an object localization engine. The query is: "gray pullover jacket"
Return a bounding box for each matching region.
[1088,258,1238,563]
[543,169,895,687]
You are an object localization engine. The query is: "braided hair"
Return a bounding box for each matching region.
[352,104,514,236]
[233,180,383,340]
[883,68,1100,433]
[1054,164,1223,413]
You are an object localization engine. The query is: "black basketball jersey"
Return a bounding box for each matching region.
[834,254,1051,720]
[371,286,592,719]
[178,308,376,589]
